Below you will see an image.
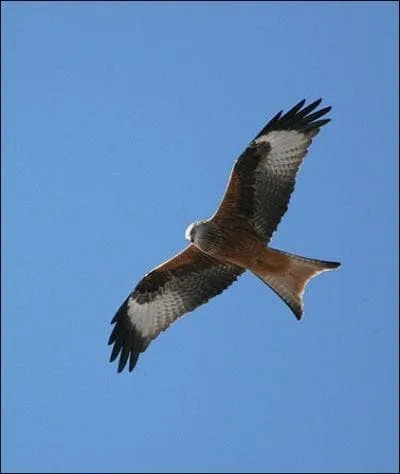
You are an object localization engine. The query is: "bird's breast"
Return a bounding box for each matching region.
[193,222,224,256]
[195,219,265,270]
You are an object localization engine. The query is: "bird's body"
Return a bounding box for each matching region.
[187,218,262,263]
[108,99,341,372]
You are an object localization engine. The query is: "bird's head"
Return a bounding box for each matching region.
[185,221,203,243]
[185,220,223,256]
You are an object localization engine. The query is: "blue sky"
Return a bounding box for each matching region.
[2,2,398,473]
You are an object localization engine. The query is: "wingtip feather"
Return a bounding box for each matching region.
[109,342,121,362]
[257,98,332,137]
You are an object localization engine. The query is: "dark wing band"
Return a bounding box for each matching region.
[108,244,244,372]
[213,99,331,243]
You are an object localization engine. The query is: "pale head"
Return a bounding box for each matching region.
[184,220,223,256]
[185,221,202,243]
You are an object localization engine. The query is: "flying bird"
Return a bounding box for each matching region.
[108,98,340,373]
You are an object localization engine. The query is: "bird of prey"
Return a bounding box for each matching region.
[108,98,340,373]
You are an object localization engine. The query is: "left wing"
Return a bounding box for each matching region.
[212,99,331,243]
[108,244,244,372]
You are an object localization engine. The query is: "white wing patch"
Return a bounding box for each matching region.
[127,286,186,339]
[255,130,311,172]
[255,129,303,146]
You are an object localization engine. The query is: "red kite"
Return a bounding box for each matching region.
[109,99,340,372]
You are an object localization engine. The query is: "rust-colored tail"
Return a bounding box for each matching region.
[251,247,341,319]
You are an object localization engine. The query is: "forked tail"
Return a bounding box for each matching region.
[252,247,341,319]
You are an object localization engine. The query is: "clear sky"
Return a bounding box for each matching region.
[2,2,398,473]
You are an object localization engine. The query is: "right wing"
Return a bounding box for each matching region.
[108,244,244,373]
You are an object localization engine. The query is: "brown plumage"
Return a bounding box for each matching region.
[108,99,340,373]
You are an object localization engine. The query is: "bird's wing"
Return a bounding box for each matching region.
[108,244,244,372]
[212,99,331,243]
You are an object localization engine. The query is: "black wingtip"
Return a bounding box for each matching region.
[109,342,121,362]
[286,99,306,116]
[108,297,146,373]
[111,313,118,324]
[129,351,140,372]
[257,98,332,138]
